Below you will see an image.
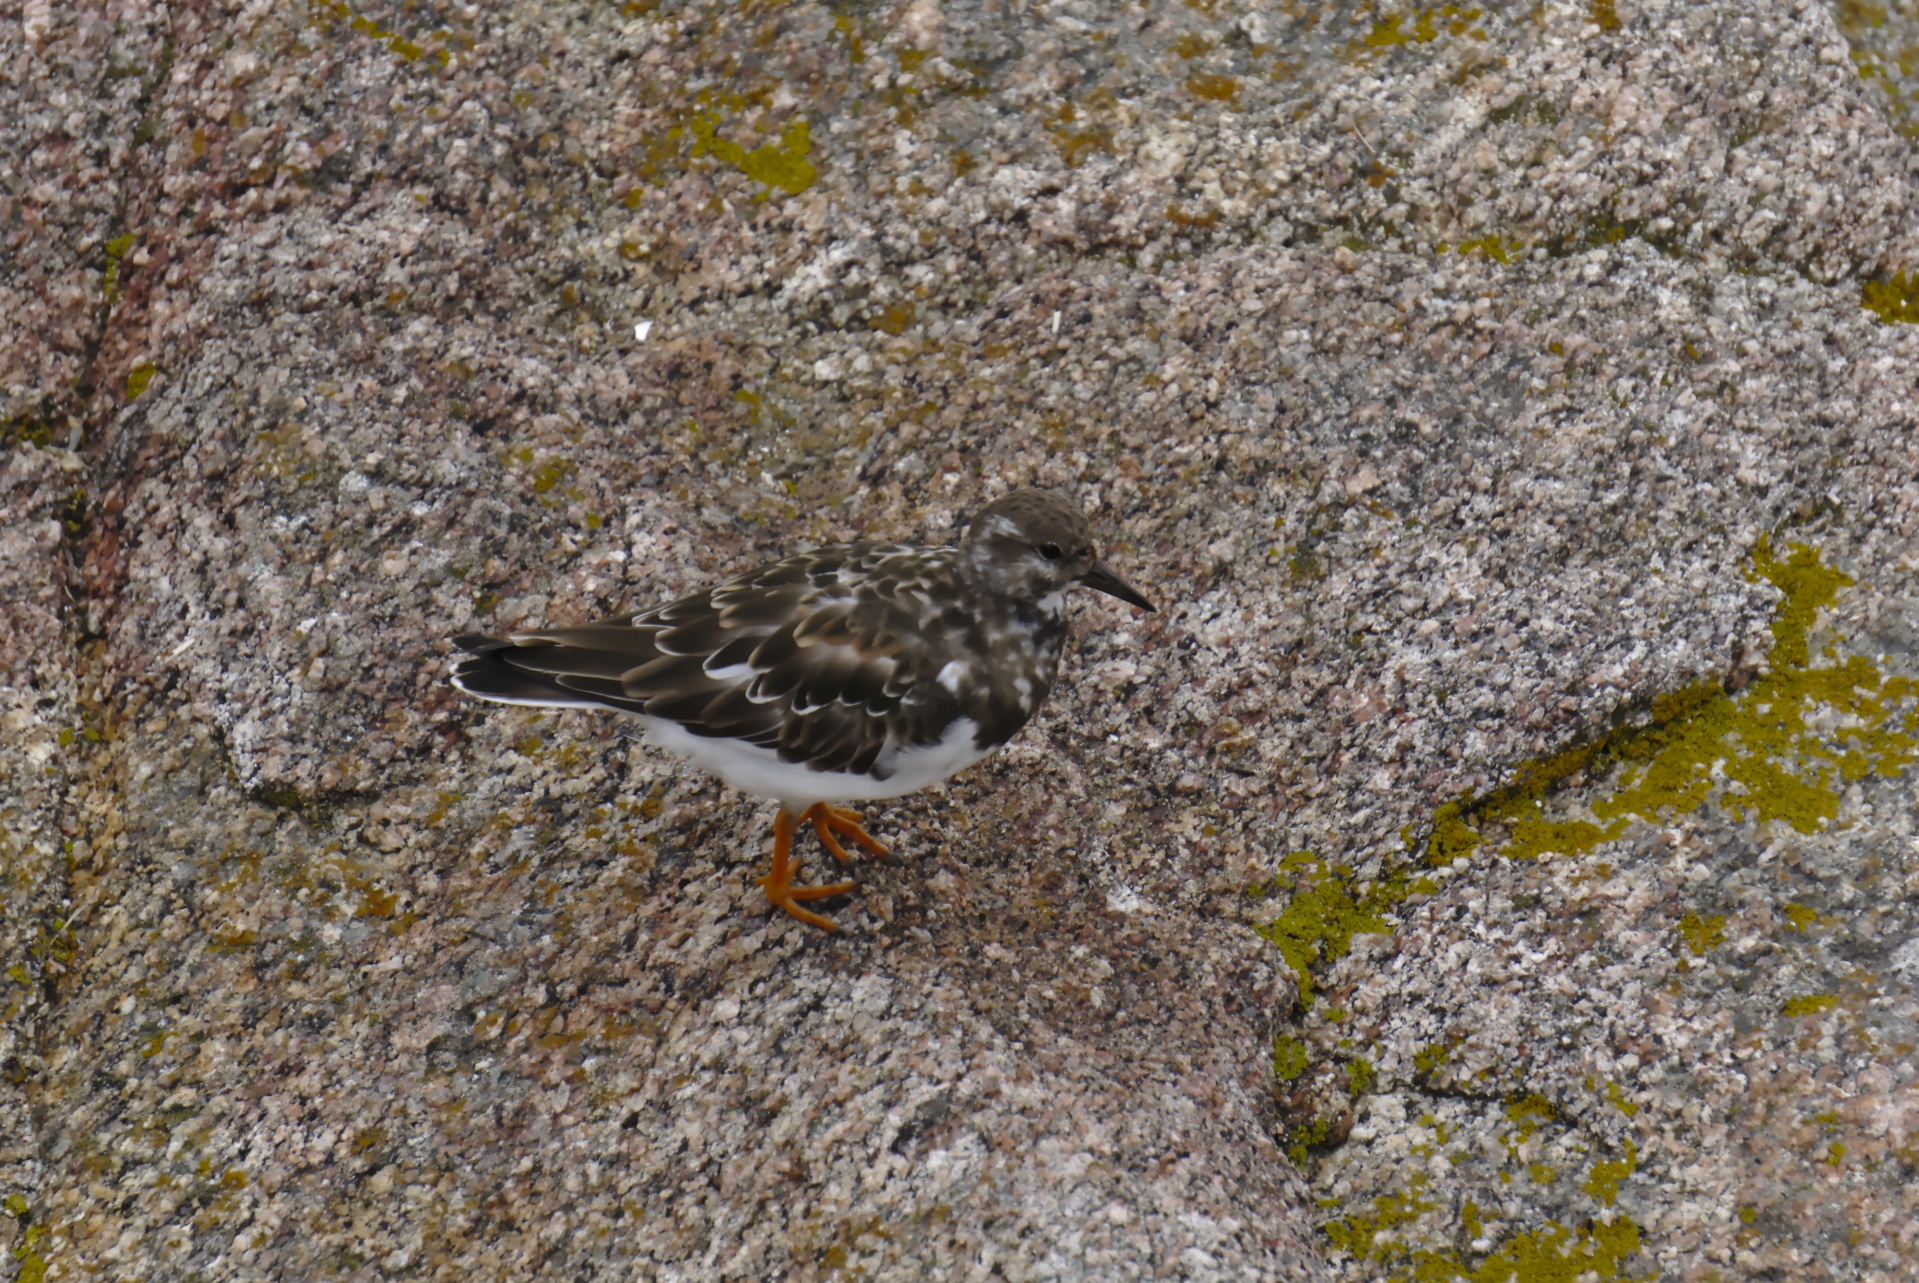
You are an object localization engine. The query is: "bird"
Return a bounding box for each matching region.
[449,487,1154,931]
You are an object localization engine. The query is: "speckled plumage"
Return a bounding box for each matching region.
[451,488,1153,929]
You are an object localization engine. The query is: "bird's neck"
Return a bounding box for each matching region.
[959,591,1069,748]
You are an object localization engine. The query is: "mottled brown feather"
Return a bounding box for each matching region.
[449,508,1143,784]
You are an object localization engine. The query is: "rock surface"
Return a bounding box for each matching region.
[4,0,1918,1278]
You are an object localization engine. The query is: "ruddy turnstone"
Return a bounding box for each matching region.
[450,488,1153,930]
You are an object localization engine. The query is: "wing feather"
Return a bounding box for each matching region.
[510,620,641,646]
[506,645,651,682]
[656,616,734,656]
[792,648,863,715]
[704,634,760,675]
[550,673,650,708]
[644,685,727,723]
[696,686,780,738]
[714,586,810,630]
[837,658,890,708]
[792,606,854,646]
[622,651,709,693]
[454,541,981,780]
[747,625,800,674]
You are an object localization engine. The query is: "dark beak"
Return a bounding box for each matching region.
[1080,560,1155,612]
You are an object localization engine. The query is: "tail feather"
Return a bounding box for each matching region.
[452,637,628,710]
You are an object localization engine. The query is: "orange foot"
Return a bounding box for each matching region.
[757,803,888,932]
[808,804,891,865]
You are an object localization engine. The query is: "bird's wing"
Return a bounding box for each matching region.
[453,543,971,777]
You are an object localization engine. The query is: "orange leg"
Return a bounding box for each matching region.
[757,806,856,932]
[809,803,892,864]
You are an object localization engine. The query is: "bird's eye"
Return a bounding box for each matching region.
[1038,542,1063,561]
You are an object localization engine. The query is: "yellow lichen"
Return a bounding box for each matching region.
[689,115,817,197]
[1257,854,1391,1007]
[1364,11,1459,46]
[630,87,819,199]
[1466,1219,1641,1282]
[1452,234,1523,263]
[1274,1034,1309,1081]
[1861,273,1919,324]
[1413,1041,1453,1080]
[872,301,918,335]
[1323,1171,1643,1281]
[1582,1141,1637,1206]
[102,232,136,304]
[1046,98,1114,169]
[1782,901,1819,932]
[1286,534,1919,1281]
[1170,32,1214,58]
[1186,73,1240,102]
[1285,1113,1335,1165]
[1426,800,1483,866]
[1443,538,1915,865]
[1504,1092,1555,1141]
[1676,910,1727,956]
[310,0,455,69]
[1319,1177,1435,1259]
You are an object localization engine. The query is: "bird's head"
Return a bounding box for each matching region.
[960,488,1154,614]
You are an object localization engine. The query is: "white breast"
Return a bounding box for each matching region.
[639,716,992,810]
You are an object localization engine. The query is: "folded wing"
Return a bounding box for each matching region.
[450,543,970,778]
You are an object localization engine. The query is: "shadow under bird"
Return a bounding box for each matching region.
[450,487,1154,930]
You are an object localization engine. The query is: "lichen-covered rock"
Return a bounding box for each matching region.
[4,0,1918,1278]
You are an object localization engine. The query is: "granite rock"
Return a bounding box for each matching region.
[4,0,1918,1278]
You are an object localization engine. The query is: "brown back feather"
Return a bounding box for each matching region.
[476,542,979,777]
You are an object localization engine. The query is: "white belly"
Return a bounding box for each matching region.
[639,716,993,810]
